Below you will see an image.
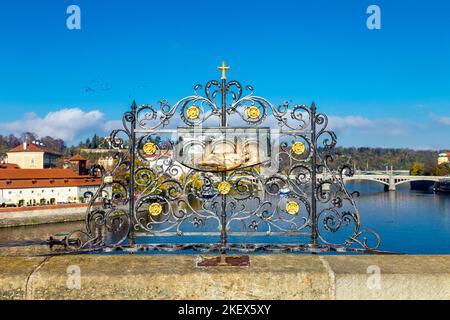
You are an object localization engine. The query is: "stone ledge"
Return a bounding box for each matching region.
[0,207,85,228]
[0,257,47,300]
[325,255,450,300]
[0,255,449,300]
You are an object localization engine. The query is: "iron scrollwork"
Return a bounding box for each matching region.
[67,72,381,254]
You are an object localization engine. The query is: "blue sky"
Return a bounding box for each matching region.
[0,0,449,149]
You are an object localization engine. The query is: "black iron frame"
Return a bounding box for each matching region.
[66,70,381,254]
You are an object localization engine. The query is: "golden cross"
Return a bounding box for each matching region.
[218,61,230,80]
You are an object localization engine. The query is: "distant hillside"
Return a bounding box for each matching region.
[333,147,440,171]
[0,132,445,172]
[0,133,65,157]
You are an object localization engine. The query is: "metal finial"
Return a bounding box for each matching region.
[217,61,230,80]
[131,100,137,110]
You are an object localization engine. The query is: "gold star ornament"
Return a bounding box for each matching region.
[247,106,261,119]
[149,203,163,216]
[218,181,231,195]
[143,142,157,156]
[186,106,200,120]
[292,142,305,155]
[286,201,300,215]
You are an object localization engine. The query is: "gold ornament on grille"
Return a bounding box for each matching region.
[186,106,200,120]
[292,142,305,155]
[149,203,163,216]
[218,181,231,195]
[247,106,261,119]
[286,201,300,215]
[143,142,157,156]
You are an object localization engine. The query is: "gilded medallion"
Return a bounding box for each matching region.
[149,203,163,216]
[186,106,200,120]
[143,142,157,156]
[286,201,300,215]
[247,106,261,119]
[292,142,305,155]
[218,181,231,195]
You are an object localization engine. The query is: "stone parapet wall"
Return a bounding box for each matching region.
[0,255,449,300]
[0,205,86,228]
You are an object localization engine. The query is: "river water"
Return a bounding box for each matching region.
[0,181,449,255]
[346,181,450,254]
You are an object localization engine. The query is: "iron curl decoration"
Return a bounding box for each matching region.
[68,75,381,254]
[66,110,133,251]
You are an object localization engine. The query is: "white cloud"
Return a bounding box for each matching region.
[328,115,375,130]
[0,106,417,147]
[328,115,408,137]
[430,113,450,126]
[103,119,123,133]
[0,108,118,143]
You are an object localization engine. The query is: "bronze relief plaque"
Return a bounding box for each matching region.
[176,127,272,172]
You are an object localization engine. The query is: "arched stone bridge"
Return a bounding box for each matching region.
[339,171,440,191]
[315,171,444,191]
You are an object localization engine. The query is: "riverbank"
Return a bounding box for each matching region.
[0,204,87,228]
[1,254,449,300]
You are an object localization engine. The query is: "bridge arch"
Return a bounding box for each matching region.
[344,177,389,187]
[394,177,439,187]
[341,173,444,191]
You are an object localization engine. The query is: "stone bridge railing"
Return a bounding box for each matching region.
[2,255,450,300]
[338,174,441,191]
[315,172,445,191]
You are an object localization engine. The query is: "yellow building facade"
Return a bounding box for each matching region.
[438,152,450,165]
[6,142,61,169]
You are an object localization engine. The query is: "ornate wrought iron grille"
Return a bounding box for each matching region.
[67,64,381,254]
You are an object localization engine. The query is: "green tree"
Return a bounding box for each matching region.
[91,134,98,149]
[410,162,424,176]
[432,163,450,176]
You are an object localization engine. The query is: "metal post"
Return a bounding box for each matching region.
[128,101,137,245]
[310,102,318,247]
[220,77,228,249]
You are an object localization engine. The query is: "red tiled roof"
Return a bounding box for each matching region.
[69,155,87,161]
[8,143,62,156]
[0,169,101,189]
[0,163,21,169]
[0,169,82,179]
